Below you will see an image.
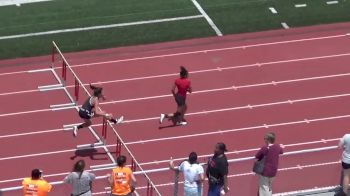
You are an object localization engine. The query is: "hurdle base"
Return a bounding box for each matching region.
[77,141,104,150]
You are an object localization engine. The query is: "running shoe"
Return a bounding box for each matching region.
[160,114,165,124]
[73,126,78,137]
[176,121,187,126]
[116,116,124,124]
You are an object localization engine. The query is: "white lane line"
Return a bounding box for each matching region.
[138,138,340,166]
[326,1,339,5]
[295,4,307,8]
[191,0,223,36]
[281,22,290,29]
[0,137,338,165]
[0,15,203,40]
[73,34,349,68]
[1,90,350,139]
[148,160,341,189]
[27,68,53,73]
[122,93,350,125]
[0,148,76,161]
[2,70,350,118]
[125,113,350,145]
[0,33,348,77]
[269,7,278,14]
[3,51,350,97]
[0,139,340,184]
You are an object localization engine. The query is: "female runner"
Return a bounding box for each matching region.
[73,85,123,137]
[160,66,192,126]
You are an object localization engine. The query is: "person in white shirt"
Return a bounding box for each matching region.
[339,134,350,196]
[169,152,205,196]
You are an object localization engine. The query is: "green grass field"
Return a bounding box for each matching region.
[0,0,349,59]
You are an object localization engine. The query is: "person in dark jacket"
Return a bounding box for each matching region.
[255,132,283,196]
[206,142,229,196]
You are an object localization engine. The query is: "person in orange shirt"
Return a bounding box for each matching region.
[107,155,137,196]
[22,169,52,196]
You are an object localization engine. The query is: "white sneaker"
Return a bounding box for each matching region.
[160,114,165,124]
[73,126,78,137]
[116,116,124,124]
[177,121,187,126]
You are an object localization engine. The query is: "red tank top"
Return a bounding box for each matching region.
[175,78,191,97]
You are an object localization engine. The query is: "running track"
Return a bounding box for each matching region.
[1,22,350,195]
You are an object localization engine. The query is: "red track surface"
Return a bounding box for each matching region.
[1,22,350,195]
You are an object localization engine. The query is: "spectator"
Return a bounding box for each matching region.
[206,142,229,196]
[169,152,205,196]
[255,132,283,196]
[107,155,137,196]
[22,169,52,196]
[64,160,95,196]
[338,134,350,196]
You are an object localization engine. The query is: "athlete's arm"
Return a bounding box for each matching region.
[188,86,192,93]
[171,83,177,95]
[93,98,107,116]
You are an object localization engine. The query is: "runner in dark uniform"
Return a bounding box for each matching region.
[73,85,124,137]
[160,66,192,126]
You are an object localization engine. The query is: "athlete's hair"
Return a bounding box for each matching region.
[188,152,198,164]
[180,66,189,78]
[90,84,103,97]
[117,155,127,167]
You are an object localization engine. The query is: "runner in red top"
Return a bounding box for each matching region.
[160,66,192,126]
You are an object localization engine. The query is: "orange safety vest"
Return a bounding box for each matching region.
[22,178,52,196]
[111,167,132,195]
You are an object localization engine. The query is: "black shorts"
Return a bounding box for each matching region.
[174,94,186,106]
[342,162,350,169]
[79,109,93,120]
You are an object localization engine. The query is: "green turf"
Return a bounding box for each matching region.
[0,0,349,60]
[0,18,214,59]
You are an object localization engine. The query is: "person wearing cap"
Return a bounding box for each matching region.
[64,160,95,196]
[107,155,137,196]
[169,152,205,196]
[255,132,283,196]
[206,142,229,196]
[22,169,52,196]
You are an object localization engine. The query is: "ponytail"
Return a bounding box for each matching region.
[89,84,103,97]
[180,66,188,78]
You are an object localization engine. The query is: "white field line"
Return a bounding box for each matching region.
[0,33,348,77]
[295,4,307,8]
[1,69,350,117]
[269,7,278,14]
[281,22,290,29]
[191,0,223,36]
[137,160,341,190]
[0,0,52,6]
[0,15,203,40]
[0,140,340,185]
[2,91,350,140]
[327,1,339,5]
[3,51,350,97]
